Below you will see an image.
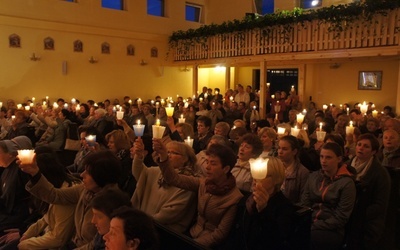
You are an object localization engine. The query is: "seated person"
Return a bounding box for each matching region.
[131,139,197,233]
[153,140,243,247]
[103,206,159,250]
[18,146,80,250]
[81,189,131,249]
[300,142,356,249]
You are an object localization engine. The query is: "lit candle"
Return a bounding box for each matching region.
[137,98,142,105]
[346,121,355,135]
[249,158,269,180]
[316,130,326,142]
[296,113,304,124]
[155,102,160,109]
[11,115,15,120]
[156,119,160,126]
[46,96,49,101]
[166,104,174,117]
[152,121,165,139]
[372,110,378,118]
[17,104,22,109]
[64,103,68,109]
[76,104,81,111]
[184,136,194,147]
[32,97,35,102]
[133,120,145,137]
[360,101,368,115]
[291,85,295,92]
[229,96,234,101]
[30,103,34,107]
[151,100,154,105]
[322,104,328,111]
[204,93,208,99]
[215,91,219,95]
[291,126,300,137]
[271,95,275,99]
[346,107,349,115]
[179,114,185,123]
[253,106,256,110]
[302,109,307,114]
[371,104,375,109]
[128,99,132,104]
[199,97,203,102]
[0,102,2,108]
[24,106,30,111]
[18,149,35,164]
[319,122,323,131]
[71,98,76,104]
[116,110,124,120]
[277,127,286,135]
[85,135,96,146]
[161,99,165,105]
[53,102,58,109]
[267,82,270,87]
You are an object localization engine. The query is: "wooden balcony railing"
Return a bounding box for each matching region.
[172,8,400,62]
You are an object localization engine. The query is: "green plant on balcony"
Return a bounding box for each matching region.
[168,0,400,57]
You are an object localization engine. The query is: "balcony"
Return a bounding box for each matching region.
[170,7,400,63]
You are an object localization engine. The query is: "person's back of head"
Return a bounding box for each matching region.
[83,150,122,188]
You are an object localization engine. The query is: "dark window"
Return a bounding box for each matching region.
[64,0,76,2]
[148,0,164,16]
[102,0,124,10]
[255,0,274,15]
[186,4,201,22]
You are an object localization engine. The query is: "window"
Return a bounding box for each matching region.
[102,0,124,10]
[301,0,322,9]
[254,0,274,15]
[186,3,202,22]
[147,0,164,17]
[64,0,76,2]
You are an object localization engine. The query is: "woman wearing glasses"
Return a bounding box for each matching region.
[130,139,197,233]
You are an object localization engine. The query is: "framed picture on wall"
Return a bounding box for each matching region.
[358,71,382,90]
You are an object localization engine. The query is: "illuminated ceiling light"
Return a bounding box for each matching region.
[311,0,320,6]
[214,65,226,72]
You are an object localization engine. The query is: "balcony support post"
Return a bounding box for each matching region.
[259,60,267,119]
[192,65,198,98]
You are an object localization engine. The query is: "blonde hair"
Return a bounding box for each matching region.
[105,130,131,151]
[166,141,197,169]
[175,123,194,138]
[258,127,277,141]
[267,157,285,192]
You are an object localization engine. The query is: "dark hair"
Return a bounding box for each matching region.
[324,134,345,153]
[87,100,95,106]
[57,98,65,103]
[350,108,361,115]
[279,135,300,157]
[80,103,90,118]
[197,116,212,128]
[91,189,131,218]
[206,144,237,172]
[357,133,380,152]
[60,109,70,119]
[321,142,343,157]
[35,146,78,188]
[83,150,121,188]
[256,119,270,128]
[239,133,263,157]
[111,206,159,250]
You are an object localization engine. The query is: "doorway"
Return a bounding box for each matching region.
[253,68,298,95]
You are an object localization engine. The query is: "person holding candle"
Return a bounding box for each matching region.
[345,134,391,249]
[208,101,223,131]
[130,138,198,233]
[365,117,381,138]
[153,140,243,247]
[5,110,29,140]
[0,136,33,234]
[231,133,264,193]
[300,142,356,250]
[334,113,350,139]
[18,150,123,249]
[17,146,81,250]
[196,135,231,177]
[166,116,194,142]
[278,135,310,204]
[227,157,298,250]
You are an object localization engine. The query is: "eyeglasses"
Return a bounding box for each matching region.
[167,151,183,156]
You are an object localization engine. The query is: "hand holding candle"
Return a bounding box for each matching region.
[346,121,355,135]
[166,104,174,117]
[116,107,124,120]
[85,135,97,146]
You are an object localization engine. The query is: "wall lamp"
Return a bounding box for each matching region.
[89,56,98,64]
[30,53,40,61]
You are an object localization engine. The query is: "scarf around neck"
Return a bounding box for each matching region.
[351,156,373,181]
[205,174,236,196]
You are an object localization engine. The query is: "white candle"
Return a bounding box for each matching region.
[296,113,304,124]
[53,102,58,109]
[116,111,124,120]
[319,122,323,131]
[161,99,165,105]
[18,149,35,164]
[291,126,300,137]
[24,106,30,111]
[346,121,355,135]
[204,93,208,99]
[133,120,145,137]
[316,131,326,142]
[64,103,68,109]
[137,98,142,105]
[17,104,22,109]
[76,104,81,111]
[166,104,174,117]
[346,107,349,115]
[249,158,269,180]
[179,114,185,123]
[322,104,328,111]
[372,110,378,118]
[85,135,96,146]
[32,97,35,102]
[128,99,132,104]
[277,127,286,135]
[199,97,203,102]
[267,82,270,87]
[253,106,256,110]
[11,115,15,120]
[360,101,368,115]
[271,95,275,99]
[71,98,76,104]
[0,102,2,108]
[229,96,234,101]
[184,136,194,147]
[152,124,166,139]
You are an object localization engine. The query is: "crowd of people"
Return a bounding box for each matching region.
[0,83,398,250]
